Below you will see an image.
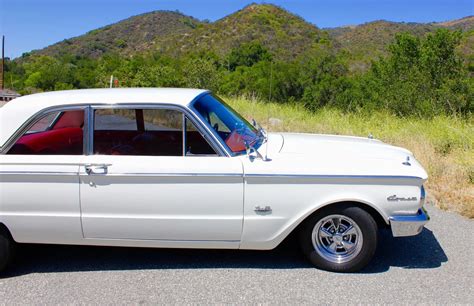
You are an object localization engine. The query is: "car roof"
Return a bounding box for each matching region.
[0,88,210,149]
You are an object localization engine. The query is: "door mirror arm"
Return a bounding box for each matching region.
[245,141,270,162]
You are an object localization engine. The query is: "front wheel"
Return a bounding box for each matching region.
[299,205,378,272]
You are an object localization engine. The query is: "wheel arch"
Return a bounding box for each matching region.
[0,223,15,241]
[274,200,389,250]
[295,201,389,232]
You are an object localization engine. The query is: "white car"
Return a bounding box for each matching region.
[0,88,429,272]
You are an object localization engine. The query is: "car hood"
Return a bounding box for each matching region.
[253,132,428,180]
[279,133,411,160]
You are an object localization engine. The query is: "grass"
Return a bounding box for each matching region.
[226,96,474,218]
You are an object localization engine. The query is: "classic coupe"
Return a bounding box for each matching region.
[0,88,429,272]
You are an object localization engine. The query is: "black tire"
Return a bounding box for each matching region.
[0,227,15,273]
[299,204,378,272]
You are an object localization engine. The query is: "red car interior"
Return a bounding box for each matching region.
[8,127,84,155]
[52,110,84,129]
[8,109,216,156]
[8,110,85,155]
[94,130,215,156]
[225,130,248,152]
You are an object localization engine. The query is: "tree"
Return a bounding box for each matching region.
[353,30,472,116]
[226,42,272,71]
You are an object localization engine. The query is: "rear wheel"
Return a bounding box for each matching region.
[0,227,15,273]
[299,205,378,272]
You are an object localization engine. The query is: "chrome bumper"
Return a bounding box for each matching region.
[389,208,430,237]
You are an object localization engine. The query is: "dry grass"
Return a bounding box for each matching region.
[227,96,474,218]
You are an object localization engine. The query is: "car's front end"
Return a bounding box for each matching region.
[190,93,431,272]
[389,185,430,237]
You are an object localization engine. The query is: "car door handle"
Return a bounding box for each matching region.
[84,164,111,175]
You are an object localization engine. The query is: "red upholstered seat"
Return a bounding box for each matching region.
[11,127,83,155]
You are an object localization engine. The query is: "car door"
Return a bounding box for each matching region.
[79,105,244,243]
[0,107,86,244]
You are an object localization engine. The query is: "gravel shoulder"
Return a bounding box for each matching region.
[0,204,473,304]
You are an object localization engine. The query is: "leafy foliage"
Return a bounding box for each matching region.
[4,5,473,118]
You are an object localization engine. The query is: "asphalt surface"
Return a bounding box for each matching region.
[0,204,473,304]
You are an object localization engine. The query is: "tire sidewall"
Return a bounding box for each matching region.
[0,230,14,273]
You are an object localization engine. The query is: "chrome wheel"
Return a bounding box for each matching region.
[311,214,363,264]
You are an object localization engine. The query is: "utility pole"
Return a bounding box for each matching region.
[268,61,273,102]
[1,35,4,90]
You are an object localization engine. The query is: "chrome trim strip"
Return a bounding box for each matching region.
[0,170,419,180]
[85,106,94,155]
[0,171,242,178]
[85,237,240,243]
[245,174,423,180]
[81,172,243,177]
[0,162,82,166]
[182,113,186,156]
[0,171,78,176]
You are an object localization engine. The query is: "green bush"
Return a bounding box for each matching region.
[6,29,473,118]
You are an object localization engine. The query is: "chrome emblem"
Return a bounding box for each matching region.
[387,195,418,202]
[254,205,272,213]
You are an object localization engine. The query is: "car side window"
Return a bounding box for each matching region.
[7,110,85,155]
[94,108,183,156]
[185,117,218,156]
[93,108,218,157]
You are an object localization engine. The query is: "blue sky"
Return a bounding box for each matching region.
[1,0,472,58]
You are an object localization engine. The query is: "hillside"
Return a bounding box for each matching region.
[34,10,201,58]
[33,4,326,61]
[326,17,474,71]
[30,4,472,65]
[436,15,474,31]
[163,4,326,60]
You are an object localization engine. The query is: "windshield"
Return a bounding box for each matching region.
[192,94,263,155]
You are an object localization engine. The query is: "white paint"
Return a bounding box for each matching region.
[0,89,428,250]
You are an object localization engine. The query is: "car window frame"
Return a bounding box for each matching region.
[3,105,89,155]
[89,103,225,157]
[2,102,230,157]
[190,93,255,157]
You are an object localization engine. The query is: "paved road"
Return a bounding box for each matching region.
[0,204,472,304]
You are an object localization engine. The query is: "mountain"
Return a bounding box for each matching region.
[33,4,326,61]
[28,4,472,68]
[161,4,326,60]
[34,10,201,58]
